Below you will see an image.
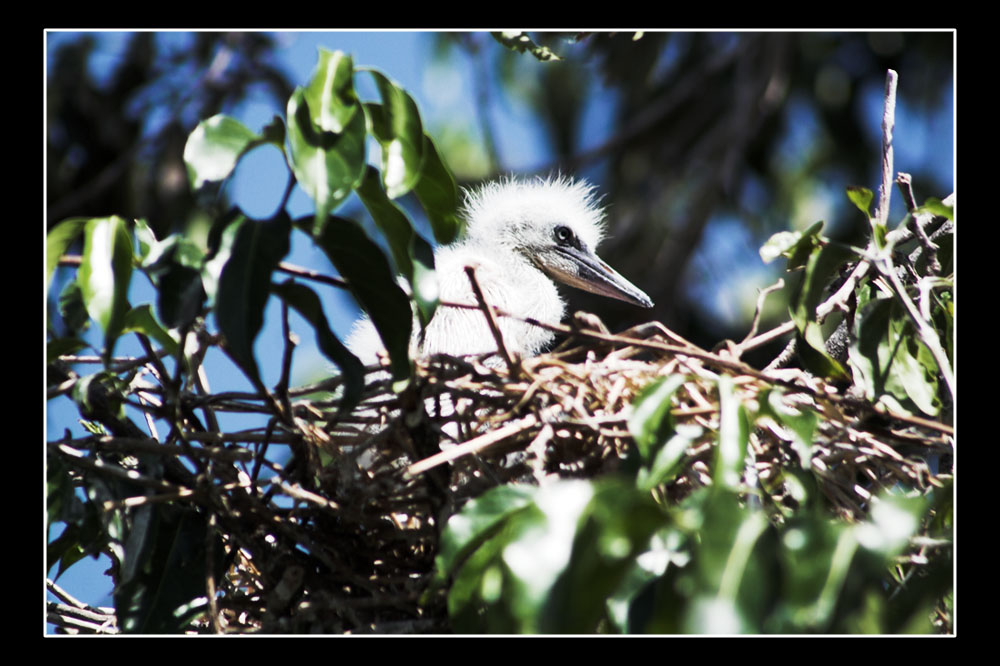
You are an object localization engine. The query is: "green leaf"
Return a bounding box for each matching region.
[491,31,563,61]
[442,481,596,633]
[847,294,941,416]
[639,425,703,492]
[47,336,89,362]
[627,374,686,463]
[846,186,874,218]
[363,70,425,198]
[759,231,801,264]
[355,165,439,324]
[271,280,365,412]
[115,506,224,633]
[57,279,90,335]
[715,375,750,490]
[310,216,414,382]
[764,220,825,271]
[142,233,208,330]
[286,50,367,234]
[916,197,954,221]
[684,494,774,633]
[212,212,291,388]
[184,114,264,190]
[540,479,666,633]
[763,388,817,468]
[302,48,359,134]
[435,484,538,583]
[789,241,853,380]
[412,134,462,244]
[46,217,88,294]
[78,216,134,362]
[122,304,180,357]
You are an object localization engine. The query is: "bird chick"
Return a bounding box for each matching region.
[346,175,652,365]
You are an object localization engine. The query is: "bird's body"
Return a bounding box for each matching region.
[346,176,652,366]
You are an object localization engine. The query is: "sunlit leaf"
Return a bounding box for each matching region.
[184,114,264,190]
[715,375,750,489]
[363,70,425,198]
[540,479,665,633]
[916,196,954,222]
[122,304,180,357]
[846,185,874,218]
[436,484,538,582]
[764,389,817,468]
[46,217,88,294]
[78,216,134,362]
[286,54,367,235]
[627,374,686,463]
[302,48,359,133]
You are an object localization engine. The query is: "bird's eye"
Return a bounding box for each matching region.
[554,225,575,245]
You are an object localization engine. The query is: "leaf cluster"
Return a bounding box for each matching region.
[46,47,463,633]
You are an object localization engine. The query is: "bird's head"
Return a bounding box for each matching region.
[461,176,654,309]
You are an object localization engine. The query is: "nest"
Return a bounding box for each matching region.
[48,316,953,634]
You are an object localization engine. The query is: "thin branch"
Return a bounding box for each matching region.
[464,265,520,376]
[897,172,941,274]
[876,69,898,230]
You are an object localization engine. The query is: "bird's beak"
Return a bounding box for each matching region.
[540,245,654,309]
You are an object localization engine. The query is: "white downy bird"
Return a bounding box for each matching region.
[346,175,652,366]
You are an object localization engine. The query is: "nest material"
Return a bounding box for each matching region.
[49,318,953,634]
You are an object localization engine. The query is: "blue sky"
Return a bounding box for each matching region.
[45,30,954,631]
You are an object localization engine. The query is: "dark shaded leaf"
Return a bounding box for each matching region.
[271,280,365,412]
[115,506,224,633]
[212,212,291,388]
[789,241,853,380]
[355,165,439,325]
[412,134,462,244]
[142,233,208,330]
[310,215,414,383]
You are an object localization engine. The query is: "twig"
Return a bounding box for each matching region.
[897,172,941,274]
[872,254,955,400]
[406,412,542,477]
[876,70,898,230]
[277,261,348,289]
[464,265,520,376]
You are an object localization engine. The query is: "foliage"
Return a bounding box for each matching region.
[46,35,953,635]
